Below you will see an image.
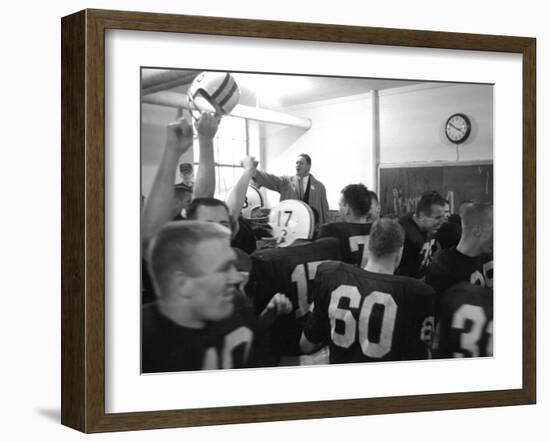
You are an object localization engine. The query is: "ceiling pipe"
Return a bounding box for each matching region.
[141,71,198,96]
[142,91,312,130]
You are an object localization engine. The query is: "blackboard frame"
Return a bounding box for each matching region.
[378,160,494,216]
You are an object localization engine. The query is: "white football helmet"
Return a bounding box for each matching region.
[186,72,241,120]
[241,185,264,219]
[268,200,315,247]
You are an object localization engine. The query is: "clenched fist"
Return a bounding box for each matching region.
[260,292,293,324]
[195,112,221,139]
[165,119,193,156]
[241,156,259,172]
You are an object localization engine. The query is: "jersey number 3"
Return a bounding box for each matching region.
[452,305,493,357]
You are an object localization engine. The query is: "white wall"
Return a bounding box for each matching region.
[258,82,493,212]
[141,103,194,196]
[380,83,493,163]
[261,94,373,209]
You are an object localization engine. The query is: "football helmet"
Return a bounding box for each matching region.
[268,200,315,247]
[186,72,241,120]
[241,185,264,219]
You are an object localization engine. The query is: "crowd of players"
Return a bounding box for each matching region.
[141,113,493,373]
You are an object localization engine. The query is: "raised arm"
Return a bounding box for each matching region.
[226,156,258,219]
[252,169,287,193]
[192,113,220,199]
[141,119,193,248]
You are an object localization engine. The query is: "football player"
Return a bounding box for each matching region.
[426,203,493,298]
[397,191,447,279]
[178,162,194,191]
[247,199,341,361]
[172,185,194,220]
[224,156,264,254]
[141,116,195,305]
[300,218,435,363]
[434,199,464,250]
[142,221,255,372]
[432,281,493,358]
[142,221,291,372]
[318,183,372,267]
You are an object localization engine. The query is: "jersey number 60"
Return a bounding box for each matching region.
[328,285,397,358]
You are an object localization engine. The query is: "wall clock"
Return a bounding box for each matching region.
[445,113,471,144]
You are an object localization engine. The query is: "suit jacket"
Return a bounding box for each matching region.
[253,170,330,225]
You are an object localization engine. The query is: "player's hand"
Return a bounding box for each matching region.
[260,293,293,325]
[195,112,220,139]
[241,156,259,172]
[238,271,249,293]
[166,119,193,156]
[269,293,293,316]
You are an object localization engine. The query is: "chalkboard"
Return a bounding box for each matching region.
[379,163,493,217]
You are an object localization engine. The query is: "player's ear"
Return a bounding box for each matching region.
[417,211,426,224]
[345,205,352,218]
[173,270,194,299]
[341,203,350,219]
[471,224,482,238]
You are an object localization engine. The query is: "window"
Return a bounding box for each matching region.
[192,115,248,199]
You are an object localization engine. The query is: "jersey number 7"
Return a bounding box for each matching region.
[349,235,369,268]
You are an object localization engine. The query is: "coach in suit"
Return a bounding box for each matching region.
[252,154,330,226]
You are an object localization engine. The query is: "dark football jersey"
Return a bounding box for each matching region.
[231,216,257,255]
[304,261,435,364]
[318,222,372,267]
[426,247,493,310]
[397,215,438,279]
[433,281,493,358]
[247,237,341,356]
[435,222,462,250]
[142,292,260,373]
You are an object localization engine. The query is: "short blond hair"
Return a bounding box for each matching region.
[147,221,230,296]
[368,218,405,258]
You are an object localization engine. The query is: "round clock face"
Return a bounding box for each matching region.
[445,113,471,144]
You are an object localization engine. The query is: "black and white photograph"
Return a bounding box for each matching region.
[2,0,544,438]
[140,68,494,373]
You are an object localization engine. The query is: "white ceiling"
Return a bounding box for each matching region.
[142,69,421,109]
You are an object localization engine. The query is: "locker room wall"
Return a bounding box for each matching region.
[379,83,493,163]
[141,103,193,196]
[260,93,374,209]
[259,82,493,210]
[141,82,493,203]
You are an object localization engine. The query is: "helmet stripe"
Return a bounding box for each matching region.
[218,81,239,112]
[211,73,231,100]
